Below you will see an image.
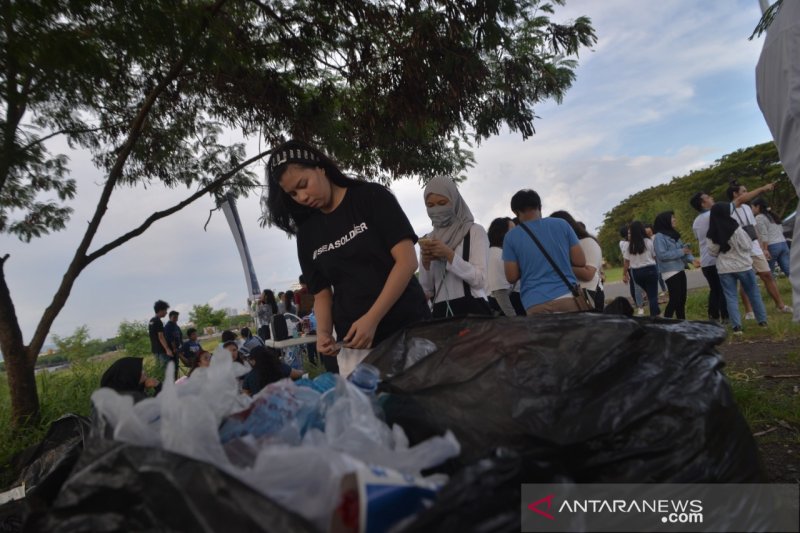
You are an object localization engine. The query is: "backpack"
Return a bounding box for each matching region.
[271,314,289,341]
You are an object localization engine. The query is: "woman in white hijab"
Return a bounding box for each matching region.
[419,176,491,317]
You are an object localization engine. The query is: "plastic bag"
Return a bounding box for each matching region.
[90,353,459,531]
[24,438,316,533]
[366,314,765,482]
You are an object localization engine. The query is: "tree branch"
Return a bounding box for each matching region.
[85,148,273,264]
[17,121,128,154]
[26,0,230,357]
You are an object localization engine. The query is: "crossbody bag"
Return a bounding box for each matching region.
[518,223,594,312]
[734,207,759,242]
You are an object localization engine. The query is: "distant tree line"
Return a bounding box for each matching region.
[597,142,791,266]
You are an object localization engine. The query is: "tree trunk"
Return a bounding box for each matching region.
[0,258,39,427]
[4,345,39,428]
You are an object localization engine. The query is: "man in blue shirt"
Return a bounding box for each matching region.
[502,189,587,314]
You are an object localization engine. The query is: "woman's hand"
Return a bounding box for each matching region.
[143,377,160,389]
[343,313,379,350]
[622,270,630,284]
[317,331,340,356]
[424,239,455,263]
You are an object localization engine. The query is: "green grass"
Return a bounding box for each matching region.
[603,266,623,284]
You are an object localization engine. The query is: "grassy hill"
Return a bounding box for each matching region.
[597,142,794,266]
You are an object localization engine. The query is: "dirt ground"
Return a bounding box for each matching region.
[717,340,800,483]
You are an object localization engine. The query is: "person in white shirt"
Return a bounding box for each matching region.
[707,202,768,334]
[550,210,604,311]
[690,192,729,322]
[726,180,791,313]
[752,197,791,278]
[487,217,524,316]
[419,176,491,317]
[623,221,660,316]
[619,224,645,315]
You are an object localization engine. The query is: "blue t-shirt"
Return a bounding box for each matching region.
[502,218,579,309]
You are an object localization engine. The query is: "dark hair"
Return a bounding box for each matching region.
[188,350,211,377]
[652,211,680,241]
[299,274,306,285]
[261,140,363,235]
[263,290,278,314]
[510,189,541,213]
[154,300,169,313]
[751,197,782,224]
[707,202,739,253]
[628,221,648,255]
[284,290,296,314]
[618,223,630,240]
[689,192,706,213]
[726,180,743,201]
[168,310,179,319]
[221,330,237,343]
[240,327,252,338]
[487,217,513,247]
[549,210,592,240]
[603,296,634,316]
[248,346,285,395]
[187,328,197,337]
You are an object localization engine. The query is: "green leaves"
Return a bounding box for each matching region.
[188,303,227,331]
[597,142,792,265]
[1,0,596,235]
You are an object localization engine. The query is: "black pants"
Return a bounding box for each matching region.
[664,271,687,319]
[701,265,729,320]
[588,288,605,312]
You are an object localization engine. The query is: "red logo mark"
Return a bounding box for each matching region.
[527,494,555,520]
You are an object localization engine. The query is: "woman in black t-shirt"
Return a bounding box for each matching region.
[262,140,429,374]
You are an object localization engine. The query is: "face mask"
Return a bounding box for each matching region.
[428,204,455,227]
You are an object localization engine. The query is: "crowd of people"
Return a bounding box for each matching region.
[125,141,794,391]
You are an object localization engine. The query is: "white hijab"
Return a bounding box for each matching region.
[424,176,474,250]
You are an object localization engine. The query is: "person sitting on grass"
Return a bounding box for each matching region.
[706,202,769,335]
[99,357,161,400]
[178,328,202,367]
[242,346,286,396]
[175,350,212,385]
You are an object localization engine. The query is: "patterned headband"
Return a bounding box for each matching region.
[268,147,320,175]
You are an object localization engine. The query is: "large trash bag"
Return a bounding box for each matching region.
[0,414,90,532]
[5,414,90,497]
[366,315,765,482]
[24,437,315,533]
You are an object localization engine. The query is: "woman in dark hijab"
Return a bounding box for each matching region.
[241,345,285,396]
[100,357,161,398]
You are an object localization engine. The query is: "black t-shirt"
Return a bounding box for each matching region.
[148,315,165,354]
[297,182,430,345]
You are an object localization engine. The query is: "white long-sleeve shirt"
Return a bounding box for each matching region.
[419,223,489,304]
[707,228,755,274]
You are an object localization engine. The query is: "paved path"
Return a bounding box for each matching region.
[603,269,707,301]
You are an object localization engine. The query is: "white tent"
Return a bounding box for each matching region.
[755,0,800,320]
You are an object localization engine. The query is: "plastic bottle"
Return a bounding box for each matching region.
[348,363,380,396]
[347,363,385,420]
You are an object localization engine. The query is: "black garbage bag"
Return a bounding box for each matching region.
[366,314,765,482]
[0,414,90,532]
[24,437,315,532]
[5,414,90,497]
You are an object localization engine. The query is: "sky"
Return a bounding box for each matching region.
[1,0,778,344]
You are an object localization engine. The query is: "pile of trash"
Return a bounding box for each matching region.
[84,347,460,532]
[1,314,768,532]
